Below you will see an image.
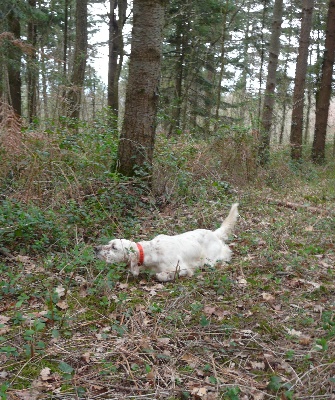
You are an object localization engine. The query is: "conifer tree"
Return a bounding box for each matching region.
[117,0,166,178]
[312,0,335,163]
[259,0,283,165]
[290,0,314,160]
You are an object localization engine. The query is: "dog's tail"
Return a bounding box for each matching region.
[214,203,239,241]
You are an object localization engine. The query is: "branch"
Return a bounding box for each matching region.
[266,198,334,215]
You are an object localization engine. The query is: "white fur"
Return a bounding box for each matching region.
[94,203,238,282]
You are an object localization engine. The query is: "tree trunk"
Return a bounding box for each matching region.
[117,0,166,178]
[63,0,69,76]
[168,20,185,136]
[66,0,88,123]
[258,0,283,165]
[290,0,314,160]
[27,0,38,124]
[304,48,313,144]
[278,6,293,145]
[239,2,250,96]
[41,47,49,120]
[214,3,229,132]
[257,0,268,124]
[312,0,335,163]
[7,9,21,117]
[108,0,127,120]
[304,80,312,143]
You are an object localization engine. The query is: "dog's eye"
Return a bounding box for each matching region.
[111,243,117,250]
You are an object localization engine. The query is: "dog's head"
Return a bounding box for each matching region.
[94,239,140,276]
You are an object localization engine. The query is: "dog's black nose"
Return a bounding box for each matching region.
[93,246,100,254]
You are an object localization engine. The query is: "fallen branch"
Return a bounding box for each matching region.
[266,198,334,215]
[0,247,14,259]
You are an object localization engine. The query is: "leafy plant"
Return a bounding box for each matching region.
[321,311,335,338]
[267,375,282,392]
[0,383,9,400]
[0,346,19,357]
[58,361,75,381]
[224,386,241,400]
[0,264,22,298]
[200,315,210,327]
[315,338,328,351]
[0,200,69,253]
[23,318,46,358]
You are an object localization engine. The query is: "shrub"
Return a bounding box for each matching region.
[0,200,69,253]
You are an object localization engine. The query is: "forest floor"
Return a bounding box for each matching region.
[0,139,335,399]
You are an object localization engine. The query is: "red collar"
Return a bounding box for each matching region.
[136,243,144,265]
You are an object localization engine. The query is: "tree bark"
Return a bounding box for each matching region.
[167,20,185,136]
[290,0,314,160]
[257,0,268,124]
[27,0,38,124]
[278,7,293,145]
[63,0,69,76]
[7,8,21,117]
[214,2,229,132]
[108,0,127,120]
[41,47,49,120]
[311,0,335,163]
[303,49,313,144]
[66,0,88,123]
[117,0,166,178]
[258,0,283,165]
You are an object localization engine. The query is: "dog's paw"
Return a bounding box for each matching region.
[155,272,173,282]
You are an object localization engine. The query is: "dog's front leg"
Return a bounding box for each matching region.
[130,258,140,277]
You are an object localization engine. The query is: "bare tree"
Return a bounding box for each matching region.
[311,0,335,163]
[117,0,166,178]
[290,0,314,160]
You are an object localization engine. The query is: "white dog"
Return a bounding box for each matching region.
[94,203,238,282]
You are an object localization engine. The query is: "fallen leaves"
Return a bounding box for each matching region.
[285,327,303,337]
[250,361,266,370]
[55,285,65,297]
[157,337,170,345]
[191,386,208,398]
[299,335,312,346]
[0,315,10,334]
[142,283,165,296]
[10,367,62,399]
[55,300,68,310]
[261,292,275,302]
[81,351,91,363]
[1,193,334,400]
[40,367,52,381]
[203,305,231,321]
[237,276,248,287]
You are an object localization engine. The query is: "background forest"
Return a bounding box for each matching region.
[0,0,335,399]
[1,0,335,163]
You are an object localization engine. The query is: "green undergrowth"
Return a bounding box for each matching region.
[0,128,335,399]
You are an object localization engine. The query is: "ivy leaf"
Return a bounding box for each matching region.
[58,361,74,375]
[267,375,282,391]
[200,315,209,327]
